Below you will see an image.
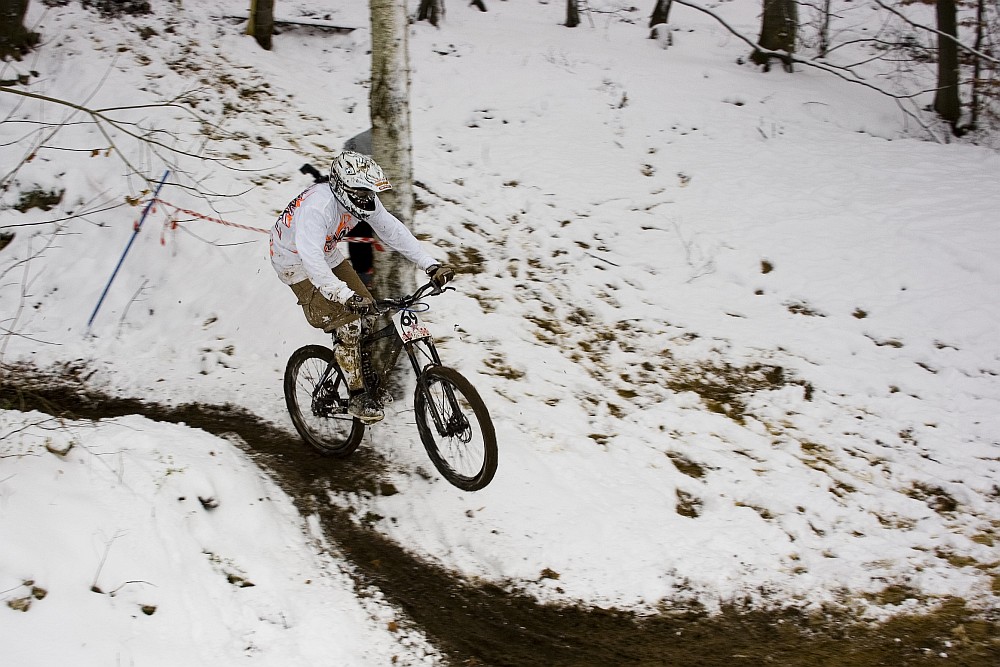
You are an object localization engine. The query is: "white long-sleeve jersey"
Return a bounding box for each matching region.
[269,183,438,302]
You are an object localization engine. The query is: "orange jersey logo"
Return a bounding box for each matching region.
[335,212,353,238]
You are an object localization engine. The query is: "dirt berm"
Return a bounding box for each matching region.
[2,378,998,666]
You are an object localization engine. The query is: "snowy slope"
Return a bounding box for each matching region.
[2,0,999,661]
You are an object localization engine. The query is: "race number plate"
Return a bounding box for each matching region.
[392,309,432,343]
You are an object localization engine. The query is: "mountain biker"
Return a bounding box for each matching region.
[270,150,455,423]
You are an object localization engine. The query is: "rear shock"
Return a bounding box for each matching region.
[361,345,380,393]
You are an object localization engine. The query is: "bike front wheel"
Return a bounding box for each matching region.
[414,366,497,491]
[284,345,364,457]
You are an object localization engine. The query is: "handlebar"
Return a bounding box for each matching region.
[375,281,453,314]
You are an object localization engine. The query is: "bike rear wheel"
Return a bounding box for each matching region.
[414,366,497,491]
[284,345,364,457]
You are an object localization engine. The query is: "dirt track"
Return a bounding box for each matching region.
[3,379,998,666]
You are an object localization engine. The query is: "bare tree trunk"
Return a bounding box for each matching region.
[967,0,984,131]
[649,0,672,39]
[370,0,414,300]
[751,0,797,71]
[0,0,39,61]
[650,0,672,28]
[566,0,580,28]
[247,0,274,51]
[816,0,832,58]
[416,0,444,26]
[933,0,962,131]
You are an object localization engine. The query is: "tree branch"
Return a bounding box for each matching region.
[0,85,256,199]
[670,0,938,101]
[870,0,999,66]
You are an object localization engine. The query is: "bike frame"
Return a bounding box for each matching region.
[309,290,444,419]
[360,284,463,437]
[362,316,443,381]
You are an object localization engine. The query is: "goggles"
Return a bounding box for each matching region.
[344,185,376,205]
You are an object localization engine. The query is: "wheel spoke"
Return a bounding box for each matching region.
[414,367,497,490]
[284,345,364,457]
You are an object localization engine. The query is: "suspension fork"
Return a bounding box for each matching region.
[407,339,470,436]
[405,337,443,377]
[365,312,457,434]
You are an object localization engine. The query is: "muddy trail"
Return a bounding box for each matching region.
[3,378,998,666]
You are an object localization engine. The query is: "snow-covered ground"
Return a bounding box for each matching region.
[2,0,999,663]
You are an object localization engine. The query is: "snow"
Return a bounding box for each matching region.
[2,0,999,662]
[0,412,438,665]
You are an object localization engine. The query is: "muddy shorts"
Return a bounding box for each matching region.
[289,260,374,333]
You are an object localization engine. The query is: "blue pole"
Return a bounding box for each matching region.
[86,170,170,333]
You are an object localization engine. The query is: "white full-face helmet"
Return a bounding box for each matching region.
[328,150,392,221]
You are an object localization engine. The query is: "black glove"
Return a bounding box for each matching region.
[425,264,455,288]
[344,293,375,315]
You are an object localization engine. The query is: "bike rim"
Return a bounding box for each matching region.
[424,377,487,480]
[293,355,356,442]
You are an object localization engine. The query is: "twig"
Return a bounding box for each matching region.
[869,0,999,65]
[670,220,716,283]
[117,279,150,335]
[90,529,126,593]
[0,202,127,231]
[0,416,59,444]
[0,84,251,200]
[585,251,620,267]
[0,232,60,359]
[895,97,945,143]
[107,580,155,597]
[670,0,939,100]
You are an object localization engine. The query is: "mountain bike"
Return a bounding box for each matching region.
[283,281,498,491]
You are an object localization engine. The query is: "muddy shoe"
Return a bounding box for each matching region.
[348,393,384,424]
[371,385,393,406]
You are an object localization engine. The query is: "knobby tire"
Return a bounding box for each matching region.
[284,345,364,457]
[414,366,498,491]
